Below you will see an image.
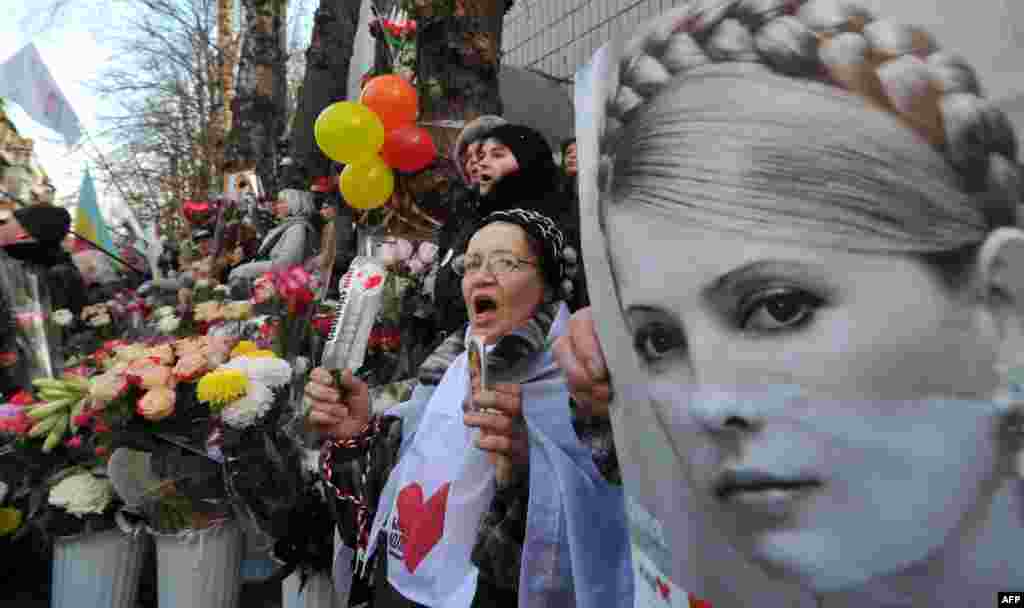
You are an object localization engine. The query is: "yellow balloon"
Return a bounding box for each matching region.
[340,158,395,210]
[314,102,386,164]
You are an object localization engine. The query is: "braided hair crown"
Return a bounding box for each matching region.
[597,0,1021,224]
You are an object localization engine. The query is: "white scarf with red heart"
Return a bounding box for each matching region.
[367,346,494,607]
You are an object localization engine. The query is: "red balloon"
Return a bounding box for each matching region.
[360,75,418,131]
[379,126,437,173]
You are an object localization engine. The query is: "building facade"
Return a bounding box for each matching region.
[500,0,1024,134]
[0,104,56,208]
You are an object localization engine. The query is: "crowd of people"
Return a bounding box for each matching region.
[2,0,1024,605]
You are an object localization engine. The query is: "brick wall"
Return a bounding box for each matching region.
[501,0,691,91]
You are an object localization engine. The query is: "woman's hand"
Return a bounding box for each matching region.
[464,379,528,485]
[305,367,371,440]
[553,307,612,418]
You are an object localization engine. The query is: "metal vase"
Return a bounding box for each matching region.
[51,528,148,608]
[154,522,244,608]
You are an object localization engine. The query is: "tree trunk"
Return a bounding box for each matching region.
[284,0,363,189]
[215,0,241,192]
[414,2,504,125]
[367,0,508,237]
[226,0,290,197]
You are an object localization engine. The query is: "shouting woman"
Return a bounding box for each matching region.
[306,209,630,608]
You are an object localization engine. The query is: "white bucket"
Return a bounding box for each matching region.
[51,528,148,608]
[282,571,342,608]
[154,521,244,608]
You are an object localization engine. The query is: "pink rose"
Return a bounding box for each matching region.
[396,239,414,261]
[408,258,425,274]
[173,353,209,382]
[252,275,278,305]
[137,387,176,421]
[90,372,129,408]
[128,364,174,390]
[417,242,438,264]
[144,345,175,366]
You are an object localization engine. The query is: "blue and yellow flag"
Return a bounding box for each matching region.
[72,170,113,252]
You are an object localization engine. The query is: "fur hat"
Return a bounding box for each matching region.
[453,115,508,182]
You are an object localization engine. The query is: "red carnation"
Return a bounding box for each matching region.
[9,390,35,406]
[65,436,83,449]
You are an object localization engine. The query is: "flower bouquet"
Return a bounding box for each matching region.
[358,239,438,385]
[251,266,320,361]
[368,7,417,80]
[0,379,146,608]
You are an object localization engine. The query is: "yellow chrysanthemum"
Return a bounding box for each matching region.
[243,350,278,359]
[0,507,23,536]
[230,341,260,359]
[196,369,249,408]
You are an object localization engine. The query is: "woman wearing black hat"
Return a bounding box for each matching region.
[0,206,86,315]
[432,125,588,350]
[0,206,82,395]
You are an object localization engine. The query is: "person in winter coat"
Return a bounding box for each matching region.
[431,116,509,341]
[433,125,588,340]
[0,206,80,389]
[229,189,319,282]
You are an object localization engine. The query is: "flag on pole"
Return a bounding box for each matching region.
[73,170,114,253]
[0,43,82,145]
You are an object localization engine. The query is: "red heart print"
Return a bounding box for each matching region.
[396,482,451,573]
[364,275,383,290]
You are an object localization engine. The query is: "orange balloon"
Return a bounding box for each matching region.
[360,75,419,131]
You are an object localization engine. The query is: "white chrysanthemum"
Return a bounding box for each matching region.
[195,279,211,290]
[222,356,292,388]
[154,306,176,319]
[220,382,274,429]
[157,315,181,333]
[53,309,74,327]
[89,313,112,328]
[49,472,114,517]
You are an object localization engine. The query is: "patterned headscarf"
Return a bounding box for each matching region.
[466,208,580,300]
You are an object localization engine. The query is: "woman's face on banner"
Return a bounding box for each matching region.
[605,202,1006,591]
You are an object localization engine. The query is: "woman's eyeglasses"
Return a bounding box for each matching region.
[453,252,537,277]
